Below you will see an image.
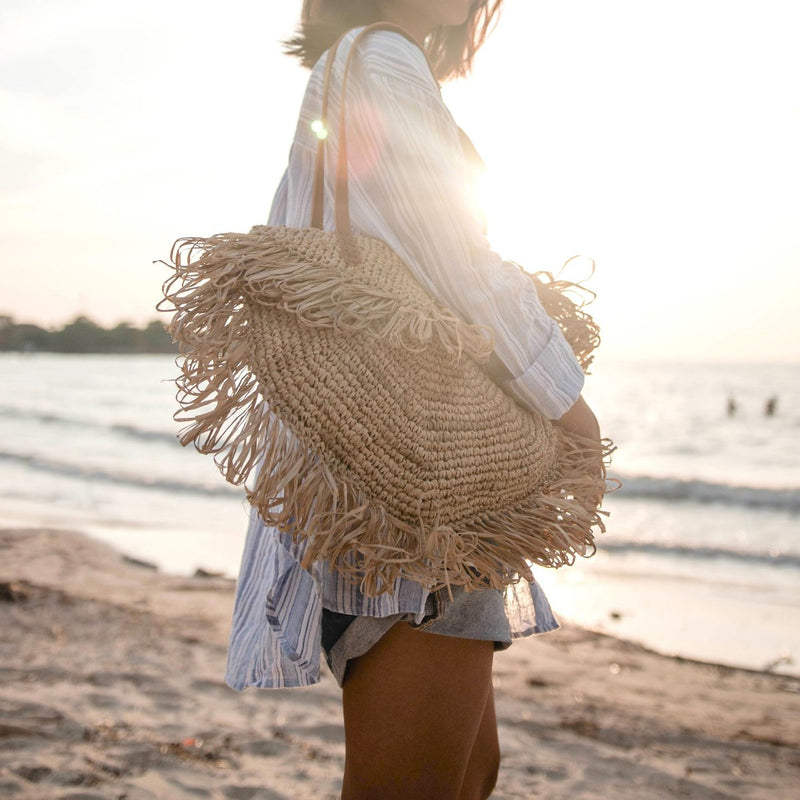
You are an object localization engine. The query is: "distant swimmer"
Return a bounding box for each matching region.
[765,396,778,417]
[726,395,737,417]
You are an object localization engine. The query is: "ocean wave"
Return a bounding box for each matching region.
[109,423,177,445]
[0,450,239,498]
[601,540,800,568]
[0,406,177,446]
[610,473,800,511]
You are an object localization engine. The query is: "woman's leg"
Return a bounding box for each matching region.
[460,687,500,799]
[340,621,499,800]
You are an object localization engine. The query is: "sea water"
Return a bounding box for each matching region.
[1,353,798,674]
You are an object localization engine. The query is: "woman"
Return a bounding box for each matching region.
[226,1,601,797]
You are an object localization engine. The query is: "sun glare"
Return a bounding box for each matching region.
[471,157,539,268]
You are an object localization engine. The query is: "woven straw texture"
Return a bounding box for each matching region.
[161,224,612,596]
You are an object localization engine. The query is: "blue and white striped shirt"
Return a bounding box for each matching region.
[225,27,583,690]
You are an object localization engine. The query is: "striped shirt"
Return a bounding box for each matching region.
[225,27,583,690]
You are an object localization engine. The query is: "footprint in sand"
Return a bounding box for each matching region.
[223,787,289,800]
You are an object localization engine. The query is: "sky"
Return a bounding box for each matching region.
[1,0,798,362]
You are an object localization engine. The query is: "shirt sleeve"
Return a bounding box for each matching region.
[336,31,584,419]
[267,168,289,226]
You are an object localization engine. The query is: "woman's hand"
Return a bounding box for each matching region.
[555,394,605,507]
[554,394,600,443]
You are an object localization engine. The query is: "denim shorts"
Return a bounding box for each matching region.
[321,585,513,687]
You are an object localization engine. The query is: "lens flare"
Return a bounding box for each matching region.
[310,119,328,140]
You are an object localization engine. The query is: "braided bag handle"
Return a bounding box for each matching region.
[310,22,429,242]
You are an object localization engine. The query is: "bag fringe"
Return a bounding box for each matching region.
[523,256,602,372]
[163,229,494,365]
[247,413,614,596]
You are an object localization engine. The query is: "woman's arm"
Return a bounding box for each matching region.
[339,30,584,419]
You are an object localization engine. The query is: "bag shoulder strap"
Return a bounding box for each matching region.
[309,23,436,243]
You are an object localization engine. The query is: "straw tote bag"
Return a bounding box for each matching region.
[160,22,613,596]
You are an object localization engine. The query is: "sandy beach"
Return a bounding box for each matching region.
[1,527,798,800]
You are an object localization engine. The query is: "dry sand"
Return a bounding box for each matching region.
[1,527,798,799]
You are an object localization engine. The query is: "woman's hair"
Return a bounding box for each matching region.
[284,0,503,82]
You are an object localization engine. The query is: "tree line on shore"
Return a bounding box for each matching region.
[0,315,177,354]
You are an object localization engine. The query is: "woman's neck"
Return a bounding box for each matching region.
[376,8,434,47]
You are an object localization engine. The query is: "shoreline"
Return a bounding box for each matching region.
[7,505,797,680]
[1,526,799,799]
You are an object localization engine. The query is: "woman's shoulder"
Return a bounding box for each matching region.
[343,26,439,95]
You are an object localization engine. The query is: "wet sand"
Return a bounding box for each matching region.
[1,527,798,799]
